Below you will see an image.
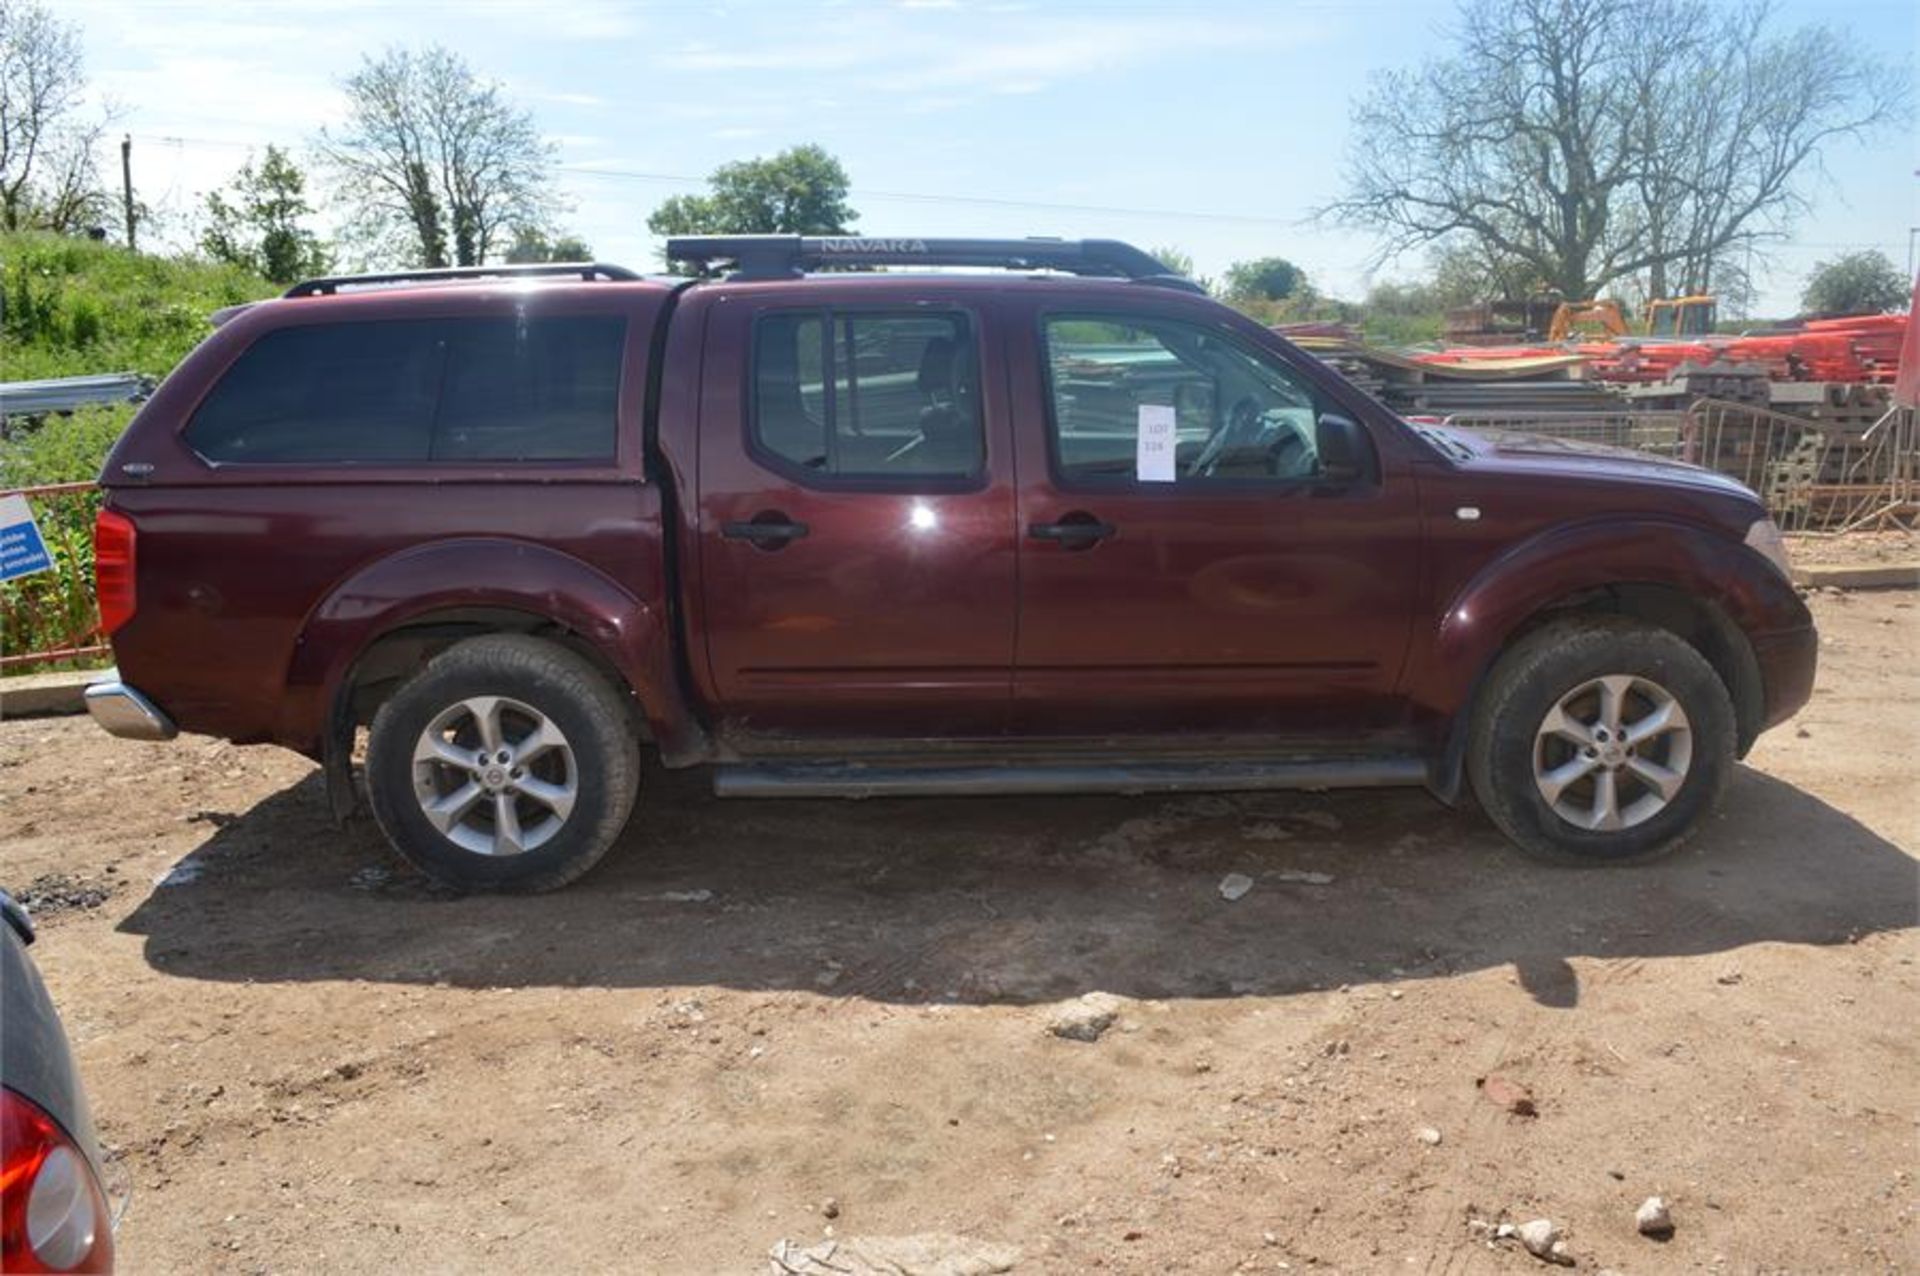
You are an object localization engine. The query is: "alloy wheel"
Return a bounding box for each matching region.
[410,696,577,856]
[1533,674,1692,832]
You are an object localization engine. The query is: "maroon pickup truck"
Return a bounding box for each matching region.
[84,237,1816,892]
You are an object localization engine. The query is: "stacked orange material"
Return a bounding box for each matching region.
[1400,311,1907,386]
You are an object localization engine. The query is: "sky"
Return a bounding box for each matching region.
[62,0,1920,316]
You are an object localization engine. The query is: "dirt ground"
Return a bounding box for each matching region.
[2,590,1915,1275]
[1783,528,1918,570]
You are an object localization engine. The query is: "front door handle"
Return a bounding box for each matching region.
[1028,515,1116,546]
[723,513,810,548]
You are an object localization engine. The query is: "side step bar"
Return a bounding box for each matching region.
[713,757,1427,799]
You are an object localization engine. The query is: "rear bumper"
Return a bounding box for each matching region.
[84,677,178,741]
[1752,623,1818,732]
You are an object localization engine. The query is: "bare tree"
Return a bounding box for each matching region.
[320,47,556,267]
[1323,0,1910,301]
[0,0,107,232]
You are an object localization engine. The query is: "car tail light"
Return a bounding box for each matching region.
[0,1088,114,1273]
[93,510,135,636]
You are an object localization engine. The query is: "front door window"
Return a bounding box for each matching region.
[1042,314,1328,485]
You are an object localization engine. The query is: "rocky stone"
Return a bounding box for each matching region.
[1046,992,1123,1043]
[1516,1219,1572,1264]
[1274,869,1335,885]
[767,1233,1018,1275]
[1478,1073,1538,1117]
[1218,872,1255,901]
[1416,1126,1443,1146]
[1636,1195,1674,1238]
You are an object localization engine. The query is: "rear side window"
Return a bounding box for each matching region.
[752,310,982,480]
[185,315,625,464]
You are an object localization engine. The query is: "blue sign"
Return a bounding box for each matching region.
[0,493,54,582]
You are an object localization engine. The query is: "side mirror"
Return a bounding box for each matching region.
[1315,413,1367,486]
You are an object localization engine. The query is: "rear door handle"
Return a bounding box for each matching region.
[723,515,810,547]
[1028,518,1116,545]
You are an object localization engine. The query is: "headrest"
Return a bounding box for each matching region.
[917,337,956,395]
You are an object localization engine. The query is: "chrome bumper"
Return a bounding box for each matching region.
[84,678,178,741]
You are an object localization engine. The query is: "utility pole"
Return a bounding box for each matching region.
[120,134,135,252]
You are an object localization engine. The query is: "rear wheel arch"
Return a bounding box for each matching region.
[338,606,649,732]
[320,605,655,825]
[362,632,643,892]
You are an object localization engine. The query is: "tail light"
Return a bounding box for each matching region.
[0,1088,114,1273]
[92,510,135,637]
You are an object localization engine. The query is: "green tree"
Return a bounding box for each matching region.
[1148,244,1212,292]
[502,225,592,263]
[1223,256,1306,302]
[200,146,330,284]
[321,46,555,267]
[647,144,856,265]
[1800,250,1909,316]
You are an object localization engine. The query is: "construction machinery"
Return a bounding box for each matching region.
[1546,299,1628,342]
[1454,294,1719,344]
[1547,295,1717,342]
[1646,295,1717,337]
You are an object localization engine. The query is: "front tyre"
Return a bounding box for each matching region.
[1468,617,1736,864]
[365,634,641,892]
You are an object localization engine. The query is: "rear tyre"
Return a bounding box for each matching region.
[365,634,640,892]
[1467,616,1735,865]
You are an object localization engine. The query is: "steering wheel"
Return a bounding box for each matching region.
[1265,429,1310,477]
[1189,395,1266,477]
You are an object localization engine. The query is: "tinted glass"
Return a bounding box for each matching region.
[188,321,442,462]
[753,310,982,479]
[1043,315,1324,483]
[435,316,624,460]
[186,316,625,464]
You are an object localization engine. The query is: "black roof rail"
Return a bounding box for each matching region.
[283,261,640,298]
[664,235,1207,293]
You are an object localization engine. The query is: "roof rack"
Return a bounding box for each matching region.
[283,261,640,298]
[664,235,1207,293]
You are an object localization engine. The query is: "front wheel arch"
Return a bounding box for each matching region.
[1465,614,1737,864]
[1429,582,1761,805]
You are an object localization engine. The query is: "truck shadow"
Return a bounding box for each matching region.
[117,762,1916,1008]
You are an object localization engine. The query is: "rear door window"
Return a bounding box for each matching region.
[752,310,982,481]
[185,315,625,464]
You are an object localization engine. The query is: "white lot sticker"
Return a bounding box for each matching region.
[1136,403,1177,482]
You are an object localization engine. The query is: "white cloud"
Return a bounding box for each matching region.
[667,11,1316,100]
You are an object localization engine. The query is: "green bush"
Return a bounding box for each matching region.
[0,231,268,672]
[1,230,275,381]
[1,403,135,487]
[1,407,137,671]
